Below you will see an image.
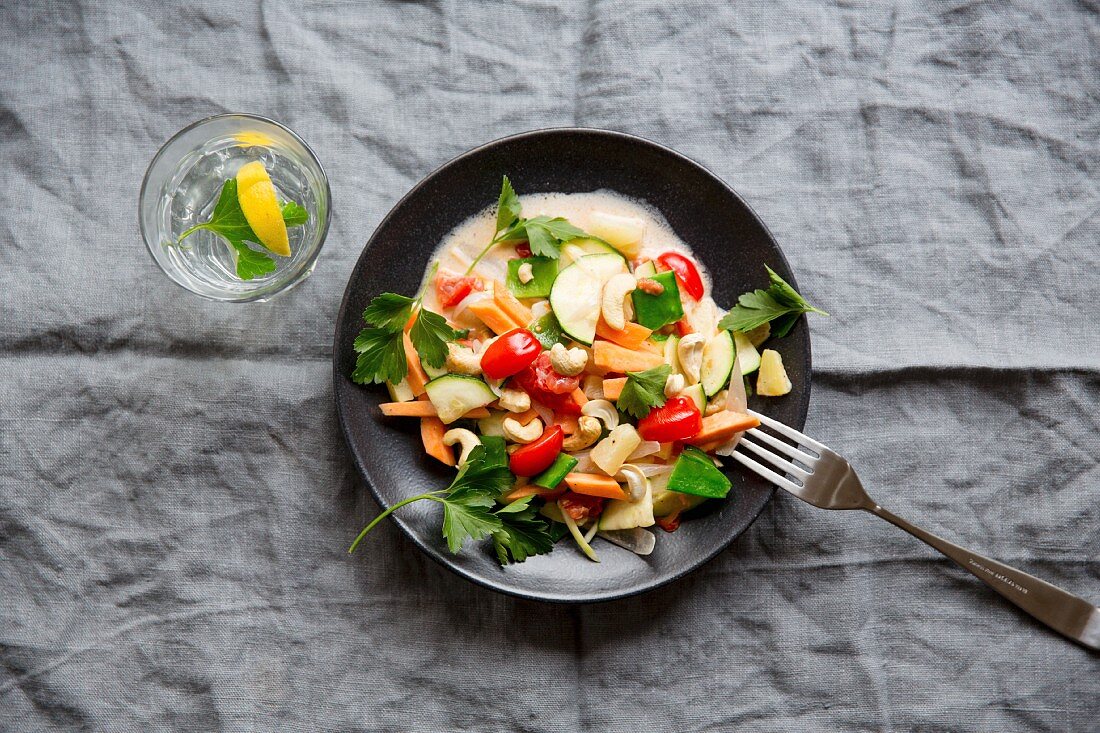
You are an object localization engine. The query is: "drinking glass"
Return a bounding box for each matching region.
[139,114,330,301]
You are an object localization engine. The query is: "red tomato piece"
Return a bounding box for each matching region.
[480,328,542,380]
[530,352,580,395]
[674,318,693,337]
[558,492,605,522]
[435,273,483,309]
[509,425,564,476]
[637,396,703,442]
[512,353,584,414]
[514,241,532,258]
[657,252,705,301]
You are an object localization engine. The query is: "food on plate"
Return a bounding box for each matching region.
[349,176,826,565]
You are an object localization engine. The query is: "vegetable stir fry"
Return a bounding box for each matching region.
[350,177,825,565]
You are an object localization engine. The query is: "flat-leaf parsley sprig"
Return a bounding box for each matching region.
[348,443,556,565]
[718,265,828,338]
[176,179,308,280]
[351,263,460,386]
[616,364,672,419]
[465,176,588,274]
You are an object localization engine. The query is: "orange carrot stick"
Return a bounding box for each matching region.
[563,472,628,500]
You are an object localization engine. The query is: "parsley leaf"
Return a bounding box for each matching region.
[466,176,590,273]
[281,201,309,227]
[440,487,502,553]
[492,495,556,564]
[524,216,586,259]
[349,444,526,558]
[363,293,415,331]
[410,308,459,370]
[616,364,672,419]
[718,265,827,337]
[351,288,458,383]
[177,178,309,281]
[450,445,514,497]
[496,175,522,233]
[351,327,407,385]
[228,240,278,280]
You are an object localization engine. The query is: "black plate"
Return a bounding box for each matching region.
[333,128,811,603]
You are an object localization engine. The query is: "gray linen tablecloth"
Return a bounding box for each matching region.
[2,1,1098,730]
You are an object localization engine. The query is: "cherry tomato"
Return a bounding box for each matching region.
[509,425,564,476]
[637,396,703,442]
[558,492,605,522]
[514,241,532,258]
[657,252,705,301]
[480,328,542,379]
[435,273,483,309]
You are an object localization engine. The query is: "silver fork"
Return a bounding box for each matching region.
[730,409,1100,651]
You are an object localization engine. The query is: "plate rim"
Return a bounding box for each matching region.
[333,126,811,603]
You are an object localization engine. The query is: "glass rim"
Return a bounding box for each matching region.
[138,113,332,303]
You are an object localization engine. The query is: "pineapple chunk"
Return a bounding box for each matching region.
[587,211,645,257]
[756,349,792,397]
[590,424,641,476]
[743,322,771,348]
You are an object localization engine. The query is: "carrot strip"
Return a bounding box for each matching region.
[595,318,654,351]
[503,484,567,502]
[420,415,455,466]
[554,414,580,434]
[687,410,760,446]
[564,472,628,500]
[467,299,522,335]
[402,333,429,395]
[601,377,627,400]
[591,340,665,374]
[493,282,533,326]
[570,388,588,407]
[381,401,490,419]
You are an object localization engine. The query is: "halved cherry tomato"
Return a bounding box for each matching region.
[637,396,703,442]
[558,491,605,522]
[480,328,542,379]
[435,273,483,309]
[514,241,532,258]
[512,353,584,414]
[658,252,705,301]
[509,425,564,476]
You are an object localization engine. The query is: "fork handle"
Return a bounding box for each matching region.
[867,504,1100,651]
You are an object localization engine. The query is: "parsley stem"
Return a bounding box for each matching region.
[176,223,207,245]
[415,261,440,304]
[347,491,447,553]
[464,233,507,276]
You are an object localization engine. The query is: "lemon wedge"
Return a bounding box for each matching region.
[236,161,290,256]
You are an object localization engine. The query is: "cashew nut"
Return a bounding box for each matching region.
[664,372,686,397]
[517,262,535,284]
[582,374,605,400]
[581,399,619,431]
[616,464,650,502]
[530,300,552,320]
[600,273,637,331]
[442,428,481,466]
[677,333,706,385]
[502,416,544,444]
[705,389,728,415]
[562,416,602,451]
[445,342,482,376]
[548,343,588,376]
[498,386,531,413]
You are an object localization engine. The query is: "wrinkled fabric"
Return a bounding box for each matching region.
[2,1,1099,731]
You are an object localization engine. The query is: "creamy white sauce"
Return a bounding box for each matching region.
[421,190,723,337]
